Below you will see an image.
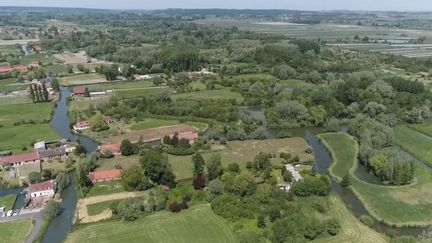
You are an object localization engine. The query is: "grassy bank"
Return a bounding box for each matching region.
[319,132,432,227]
[66,204,237,243]
[0,219,34,243]
[394,125,432,166]
[0,194,17,211]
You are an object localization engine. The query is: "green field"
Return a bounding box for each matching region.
[66,204,237,243]
[85,80,154,91]
[0,124,60,152]
[114,87,167,98]
[313,195,387,243]
[408,123,432,137]
[86,181,125,198]
[0,195,17,211]
[60,73,106,85]
[169,137,313,180]
[0,96,32,105]
[45,64,68,76]
[172,88,244,102]
[394,125,432,166]
[87,199,123,216]
[0,78,28,92]
[21,53,58,65]
[320,132,432,227]
[0,102,54,125]
[0,220,33,243]
[0,45,20,55]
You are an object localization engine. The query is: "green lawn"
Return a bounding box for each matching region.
[320,132,432,227]
[0,96,32,105]
[45,64,68,76]
[172,88,244,102]
[0,195,17,211]
[0,45,20,55]
[21,53,58,65]
[66,204,237,243]
[0,78,28,92]
[0,102,54,126]
[87,199,123,216]
[86,181,125,198]
[0,124,60,152]
[85,80,154,91]
[0,220,33,243]
[394,125,432,166]
[408,123,432,137]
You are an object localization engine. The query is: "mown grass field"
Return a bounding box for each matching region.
[86,199,122,216]
[66,204,237,243]
[394,125,432,166]
[320,132,432,227]
[21,53,58,65]
[0,194,17,211]
[0,124,60,152]
[408,123,432,137]
[0,96,32,105]
[169,137,313,180]
[0,78,28,92]
[0,45,20,55]
[0,102,54,125]
[114,87,166,99]
[0,220,33,243]
[313,195,387,243]
[85,80,154,91]
[97,155,140,171]
[172,88,244,102]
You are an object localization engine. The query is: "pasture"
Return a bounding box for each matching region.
[0,45,20,55]
[85,181,125,198]
[172,88,244,102]
[21,53,58,65]
[97,155,140,171]
[66,204,237,243]
[0,102,54,125]
[60,73,107,86]
[114,87,167,99]
[0,124,60,152]
[0,220,33,243]
[393,125,432,166]
[320,132,432,227]
[169,137,313,180]
[0,78,28,93]
[130,118,207,131]
[85,80,154,91]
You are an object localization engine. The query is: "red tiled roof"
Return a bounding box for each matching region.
[72,87,87,95]
[74,120,89,128]
[0,150,39,165]
[177,131,199,141]
[89,169,122,182]
[29,180,56,193]
[99,143,120,153]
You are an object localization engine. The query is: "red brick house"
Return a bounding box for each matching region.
[28,180,56,198]
[73,120,90,131]
[89,169,122,183]
[98,143,121,155]
[0,150,40,168]
[0,65,29,74]
[171,131,199,144]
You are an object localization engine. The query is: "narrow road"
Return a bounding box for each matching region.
[0,209,44,243]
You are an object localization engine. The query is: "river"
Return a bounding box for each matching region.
[241,106,426,237]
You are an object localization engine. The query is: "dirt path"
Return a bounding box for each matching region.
[76,191,147,224]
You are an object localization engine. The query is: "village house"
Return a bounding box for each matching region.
[30,61,40,68]
[133,74,152,80]
[171,131,199,144]
[73,120,90,131]
[34,140,70,161]
[72,86,88,96]
[187,68,215,79]
[73,116,112,131]
[32,45,42,53]
[88,169,122,183]
[28,180,56,198]
[278,164,303,192]
[98,143,121,155]
[0,150,40,168]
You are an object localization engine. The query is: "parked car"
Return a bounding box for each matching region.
[6,210,13,217]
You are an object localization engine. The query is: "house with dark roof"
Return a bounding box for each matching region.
[89,169,122,183]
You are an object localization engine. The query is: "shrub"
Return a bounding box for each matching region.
[169,202,181,213]
[359,215,374,227]
[193,174,206,190]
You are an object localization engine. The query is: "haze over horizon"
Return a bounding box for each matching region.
[1,0,432,12]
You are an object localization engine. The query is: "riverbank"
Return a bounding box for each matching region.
[319,132,432,227]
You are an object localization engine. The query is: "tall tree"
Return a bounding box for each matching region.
[192,152,205,176]
[207,154,223,180]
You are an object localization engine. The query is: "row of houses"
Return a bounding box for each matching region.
[0,140,74,168]
[0,61,41,74]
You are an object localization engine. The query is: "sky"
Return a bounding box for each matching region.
[0,0,431,12]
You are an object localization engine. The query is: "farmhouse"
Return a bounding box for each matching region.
[133,74,152,80]
[88,169,122,183]
[98,143,121,155]
[72,86,88,96]
[33,45,42,53]
[74,120,90,131]
[285,164,302,182]
[173,131,199,144]
[28,180,56,198]
[0,150,40,168]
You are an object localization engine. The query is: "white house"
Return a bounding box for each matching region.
[28,180,56,198]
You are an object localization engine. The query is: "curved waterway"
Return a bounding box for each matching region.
[40,87,99,243]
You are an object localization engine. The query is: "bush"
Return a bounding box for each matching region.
[169,202,181,213]
[277,131,292,138]
[193,175,206,190]
[359,215,374,227]
[166,146,195,155]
